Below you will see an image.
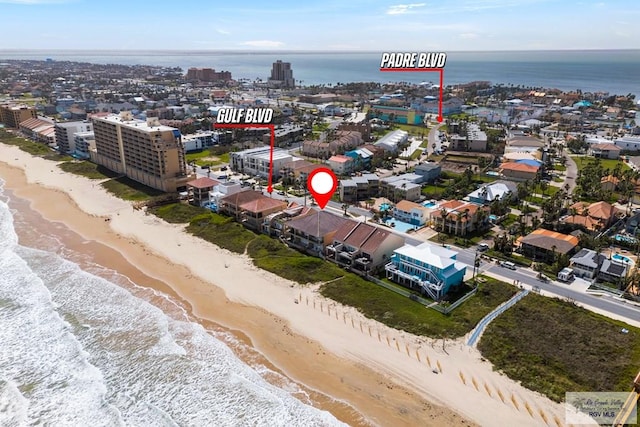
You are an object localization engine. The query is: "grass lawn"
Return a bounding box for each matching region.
[429,231,489,248]
[185,149,231,167]
[421,184,446,199]
[393,123,429,135]
[500,213,519,227]
[101,177,165,201]
[478,292,640,402]
[553,164,567,171]
[572,156,630,174]
[58,161,119,180]
[531,184,560,197]
[475,174,499,183]
[321,275,517,338]
[444,155,479,164]
[526,196,545,205]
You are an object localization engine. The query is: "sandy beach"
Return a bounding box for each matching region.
[0,143,568,426]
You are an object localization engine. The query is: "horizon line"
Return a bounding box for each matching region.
[1,48,639,54]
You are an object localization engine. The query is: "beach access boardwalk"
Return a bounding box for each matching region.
[466,289,529,347]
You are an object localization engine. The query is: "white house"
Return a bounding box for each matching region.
[392,200,430,226]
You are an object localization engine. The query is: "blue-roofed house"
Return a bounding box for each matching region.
[515,159,543,168]
[385,242,466,300]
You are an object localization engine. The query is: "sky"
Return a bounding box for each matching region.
[0,0,639,51]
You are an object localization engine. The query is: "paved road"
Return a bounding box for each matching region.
[452,246,640,324]
[564,154,578,194]
[426,123,445,156]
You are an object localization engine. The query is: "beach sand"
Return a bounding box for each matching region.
[0,143,568,426]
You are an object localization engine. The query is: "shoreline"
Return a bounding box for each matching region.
[0,143,566,426]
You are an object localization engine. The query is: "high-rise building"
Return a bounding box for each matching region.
[91,112,192,192]
[54,120,93,154]
[268,60,295,88]
[0,104,37,128]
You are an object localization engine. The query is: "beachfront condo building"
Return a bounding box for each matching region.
[90,112,192,192]
[1,104,37,129]
[54,120,93,154]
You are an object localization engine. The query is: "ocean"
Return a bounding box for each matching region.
[1,49,639,97]
[0,179,346,427]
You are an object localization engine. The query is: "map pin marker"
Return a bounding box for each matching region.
[307,168,338,209]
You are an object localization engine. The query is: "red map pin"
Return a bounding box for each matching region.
[307,167,338,209]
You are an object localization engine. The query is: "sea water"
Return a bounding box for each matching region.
[1,49,638,96]
[0,179,345,426]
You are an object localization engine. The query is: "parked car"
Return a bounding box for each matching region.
[499,261,517,270]
[477,243,489,252]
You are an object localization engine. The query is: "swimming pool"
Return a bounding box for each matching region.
[614,234,637,244]
[612,253,634,264]
[383,219,418,233]
[489,214,499,222]
[380,203,392,211]
[423,201,438,208]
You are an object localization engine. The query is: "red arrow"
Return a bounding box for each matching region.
[379,67,445,123]
[213,123,276,193]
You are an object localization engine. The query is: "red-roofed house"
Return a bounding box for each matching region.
[187,177,220,206]
[563,201,621,232]
[220,190,287,230]
[499,162,540,181]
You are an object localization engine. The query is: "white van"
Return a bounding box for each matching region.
[499,261,517,270]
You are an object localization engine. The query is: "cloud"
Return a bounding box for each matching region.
[459,33,479,39]
[239,40,285,48]
[386,3,426,15]
[216,29,230,35]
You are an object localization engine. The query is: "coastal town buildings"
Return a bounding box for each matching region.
[90,112,192,192]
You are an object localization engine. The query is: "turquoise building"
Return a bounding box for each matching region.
[385,243,466,300]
